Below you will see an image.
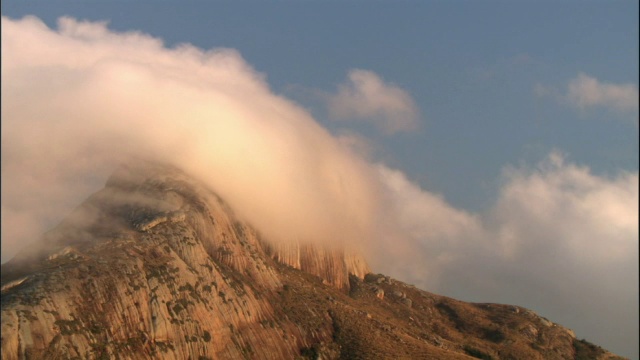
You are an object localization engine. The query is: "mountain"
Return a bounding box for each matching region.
[1,162,624,360]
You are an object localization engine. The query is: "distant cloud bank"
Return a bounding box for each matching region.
[328,69,420,134]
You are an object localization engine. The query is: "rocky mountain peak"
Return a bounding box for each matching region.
[5,161,369,289]
[1,162,624,359]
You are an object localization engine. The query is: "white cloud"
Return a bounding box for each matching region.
[327,69,420,134]
[493,152,637,263]
[1,15,382,262]
[567,73,639,113]
[368,165,485,284]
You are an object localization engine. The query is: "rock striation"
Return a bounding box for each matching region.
[1,162,625,359]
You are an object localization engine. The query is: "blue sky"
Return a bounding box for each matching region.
[2,1,638,358]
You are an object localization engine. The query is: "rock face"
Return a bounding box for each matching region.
[1,162,625,360]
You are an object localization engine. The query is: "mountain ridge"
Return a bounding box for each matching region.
[1,162,624,359]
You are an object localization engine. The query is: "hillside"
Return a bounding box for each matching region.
[0,162,624,359]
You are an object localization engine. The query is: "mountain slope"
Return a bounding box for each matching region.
[0,162,624,359]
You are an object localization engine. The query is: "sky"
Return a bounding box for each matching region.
[1,1,638,358]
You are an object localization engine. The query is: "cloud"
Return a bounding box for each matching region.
[367,165,485,283]
[493,152,637,263]
[567,73,639,113]
[1,15,382,262]
[327,69,420,134]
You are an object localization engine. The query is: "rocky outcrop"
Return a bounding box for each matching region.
[0,162,369,360]
[1,162,625,360]
[264,241,369,290]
